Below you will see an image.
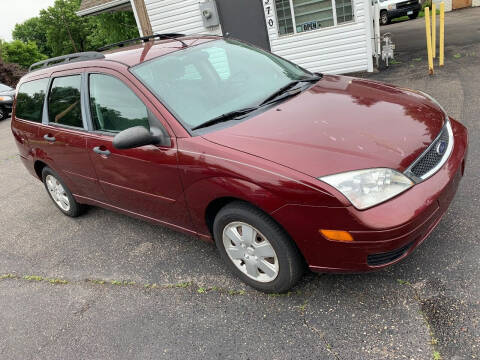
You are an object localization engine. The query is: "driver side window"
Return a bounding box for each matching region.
[89,74,150,133]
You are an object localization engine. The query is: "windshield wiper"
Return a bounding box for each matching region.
[191,106,258,131]
[259,75,322,106]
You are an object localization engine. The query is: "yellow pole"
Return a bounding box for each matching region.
[440,2,445,66]
[432,3,436,58]
[425,7,434,74]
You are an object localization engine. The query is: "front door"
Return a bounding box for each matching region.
[84,70,191,229]
[216,0,271,51]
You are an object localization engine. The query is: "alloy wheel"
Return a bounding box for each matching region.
[45,175,70,212]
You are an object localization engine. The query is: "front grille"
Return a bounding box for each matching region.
[397,0,417,9]
[367,241,414,266]
[405,120,453,182]
[410,127,449,177]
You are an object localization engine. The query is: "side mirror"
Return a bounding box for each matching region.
[113,126,170,150]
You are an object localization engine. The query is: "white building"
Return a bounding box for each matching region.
[78,0,375,74]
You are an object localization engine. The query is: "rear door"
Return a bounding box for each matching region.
[84,69,191,229]
[37,70,106,201]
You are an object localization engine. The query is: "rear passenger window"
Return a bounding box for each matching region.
[16,78,49,122]
[48,75,83,128]
[89,74,149,133]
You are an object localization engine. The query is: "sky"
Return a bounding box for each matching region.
[0,0,55,41]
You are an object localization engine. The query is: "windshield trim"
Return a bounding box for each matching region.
[129,38,316,136]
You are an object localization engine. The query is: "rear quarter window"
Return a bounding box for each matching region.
[15,78,49,123]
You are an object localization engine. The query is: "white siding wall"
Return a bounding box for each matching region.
[265,0,373,74]
[144,0,373,74]
[145,0,222,35]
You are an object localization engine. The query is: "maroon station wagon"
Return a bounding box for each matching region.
[11,34,468,292]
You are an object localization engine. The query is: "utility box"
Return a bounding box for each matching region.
[199,0,220,28]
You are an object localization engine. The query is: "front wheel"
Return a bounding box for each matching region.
[0,107,8,120]
[213,201,304,293]
[380,10,389,25]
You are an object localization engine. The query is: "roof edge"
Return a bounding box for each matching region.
[76,0,131,16]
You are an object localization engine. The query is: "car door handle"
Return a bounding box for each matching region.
[43,134,56,142]
[93,146,111,156]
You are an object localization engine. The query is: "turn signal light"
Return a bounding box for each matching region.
[320,229,354,242]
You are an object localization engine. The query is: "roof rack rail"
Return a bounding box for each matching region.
[29,52,105,72]
[97,33,188,52]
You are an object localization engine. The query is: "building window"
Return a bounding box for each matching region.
[274,0,354,36]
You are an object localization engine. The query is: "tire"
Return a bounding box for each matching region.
[42,166,84,217]
[0,107,7,121]
[408,12,419,19]
[213,201,304,293]
[380,10,389,25]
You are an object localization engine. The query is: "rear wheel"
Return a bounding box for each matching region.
[42,167,83,217]
[380,10,389,25]
[408,12,419,19]
[213,201,304,293]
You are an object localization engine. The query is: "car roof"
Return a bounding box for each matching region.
[18,35,220,84]
[103,35,218,67]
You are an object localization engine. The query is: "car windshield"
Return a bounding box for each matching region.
[0,83,13,92]
[131,39,313,131]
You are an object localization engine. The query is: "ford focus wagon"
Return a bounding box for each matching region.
[11,34,468,292]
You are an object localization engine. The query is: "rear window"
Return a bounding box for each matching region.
[15,78,49,122]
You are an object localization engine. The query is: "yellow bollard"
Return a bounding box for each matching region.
[440,2,445,66]
[432,3,436,58]
[425,7,434,74]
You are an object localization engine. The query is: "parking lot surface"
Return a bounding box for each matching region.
[1,43,479,359]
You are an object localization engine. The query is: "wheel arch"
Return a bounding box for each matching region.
[34,160,48,180]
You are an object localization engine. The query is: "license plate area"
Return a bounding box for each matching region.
[407,10,413,15]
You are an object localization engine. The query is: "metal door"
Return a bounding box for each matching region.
[452,0,472,9]
[216,0,271,51]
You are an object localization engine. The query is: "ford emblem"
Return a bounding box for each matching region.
[436,140,447,155]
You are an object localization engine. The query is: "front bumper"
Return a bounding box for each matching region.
[388,3,421,18]
[0,101,13,112]
[271,118,468,272]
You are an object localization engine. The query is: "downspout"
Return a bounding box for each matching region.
[364,0,374,72]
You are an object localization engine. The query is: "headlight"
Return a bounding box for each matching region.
[387,4,396,9]
[0,96,12,101]
[319,168,414,210]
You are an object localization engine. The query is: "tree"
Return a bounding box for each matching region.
[0,40,47,69]
[87,12,139,50]
[12,17,52,57]
[39,0,91,56]
[0,58,27,87]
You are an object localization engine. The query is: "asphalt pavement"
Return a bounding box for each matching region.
[381,7,480,60]
[0,36,479,360]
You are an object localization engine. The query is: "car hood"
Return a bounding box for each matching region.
[202,75,446,178]
[0,89,15,97]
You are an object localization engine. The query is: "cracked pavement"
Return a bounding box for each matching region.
[1,33,479,360]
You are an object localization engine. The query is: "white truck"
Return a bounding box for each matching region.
[379,0,422,25]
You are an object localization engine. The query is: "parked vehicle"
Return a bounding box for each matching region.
[0,83,15,120]
[11,35,468,293]
[379,0,422,25]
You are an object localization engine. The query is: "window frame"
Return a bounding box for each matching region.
[271,0,356,37]
[46,73,88,131]
[15,77,50,124]
[86,71,171,142]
